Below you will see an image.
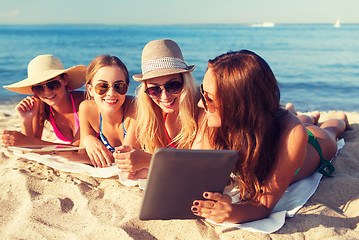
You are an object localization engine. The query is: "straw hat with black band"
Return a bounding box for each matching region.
[4,54,86,95]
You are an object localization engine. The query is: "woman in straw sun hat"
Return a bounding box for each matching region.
[1,54,86,146]
[114,39,205,179]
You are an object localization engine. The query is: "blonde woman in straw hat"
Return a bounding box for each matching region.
[79,55,138,168]
[1,54,86,146]
[114,39,204,179]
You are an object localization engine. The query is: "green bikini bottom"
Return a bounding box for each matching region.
[295,129,335,177]
[307,129,335,177]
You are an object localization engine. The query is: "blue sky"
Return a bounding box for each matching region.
[0,0,358,25]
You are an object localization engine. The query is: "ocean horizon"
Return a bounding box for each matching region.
[0,24,358,112]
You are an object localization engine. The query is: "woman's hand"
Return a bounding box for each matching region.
[82,135,114,168]
[114,145,151,172]
[15,96,39,121]
[191,192,233,223]
[1,130,31,147]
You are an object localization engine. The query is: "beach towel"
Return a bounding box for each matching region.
[206,138,345,233]
[12,139,345,233]
[12,150,119,178]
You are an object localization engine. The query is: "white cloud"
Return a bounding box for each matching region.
[0,9,20,18]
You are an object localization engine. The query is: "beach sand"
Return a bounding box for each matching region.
[0,104,358,240]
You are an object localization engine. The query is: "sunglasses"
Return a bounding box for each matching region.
[31,79,62,95]
[145,80,183,99]
[200,84,216,113]
[94,82,128,95]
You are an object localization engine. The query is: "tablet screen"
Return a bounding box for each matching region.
[139,148,238,220]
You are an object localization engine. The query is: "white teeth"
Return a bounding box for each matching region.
[104,99,118,103]
[161,99,175,107]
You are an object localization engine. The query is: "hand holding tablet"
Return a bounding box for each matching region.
[139,148,238,220]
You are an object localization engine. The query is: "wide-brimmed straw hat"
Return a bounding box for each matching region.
[133,39,195,81]
[3,54,86,95]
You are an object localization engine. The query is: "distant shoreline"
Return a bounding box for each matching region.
[0,23,359,27]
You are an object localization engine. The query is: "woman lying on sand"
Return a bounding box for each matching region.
[191,50,349,224]
[79,55,137,168]
[114,39,203,179]
[1,54,86,146]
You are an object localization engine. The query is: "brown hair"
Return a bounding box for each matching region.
[207,50,286,201]
[86,55,129,99]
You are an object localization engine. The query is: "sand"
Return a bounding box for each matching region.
[0,104,358,240]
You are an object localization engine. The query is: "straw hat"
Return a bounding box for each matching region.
[3,54,86,95]
[133,39,195,81]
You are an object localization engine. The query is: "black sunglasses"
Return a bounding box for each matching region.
[31,79,62,95]
[200,84,216,113]
[144,80,183,99]
[94,82,128,95]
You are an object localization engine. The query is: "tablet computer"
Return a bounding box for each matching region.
[139,148,238,220]
[8,145,84,152]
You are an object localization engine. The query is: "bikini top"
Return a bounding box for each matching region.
[49,94,79,143]
[164,113,178,148]
[99,113,126,152]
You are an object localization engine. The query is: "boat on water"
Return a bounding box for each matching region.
[334,19,341,28]
[251,22,275,28]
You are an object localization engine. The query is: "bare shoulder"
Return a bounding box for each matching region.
[283,112,308,141]
[278,112,308,163]
[124,96,137,119]
[79,99,97,114]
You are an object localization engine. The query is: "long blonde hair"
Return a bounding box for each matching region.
[136,72,199,152]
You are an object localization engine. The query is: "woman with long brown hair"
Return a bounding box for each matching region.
[191,50,349,223]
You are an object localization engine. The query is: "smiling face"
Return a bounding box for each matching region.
[198,68,222,128]
[88,66,127,113]
[145,73,183,114]
[35,74,69,106]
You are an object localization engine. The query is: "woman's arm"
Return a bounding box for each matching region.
[69,91,86,147]
[114,120,153,179]
[16,96,44,138]
[192,121,308,224]
[79,100,113,167]
[114,96,152,178]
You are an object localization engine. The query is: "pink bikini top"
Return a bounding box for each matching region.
[164,114,178,148]
[49,94,80,143]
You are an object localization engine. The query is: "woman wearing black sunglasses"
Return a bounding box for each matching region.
[114,39,204,179]
[2,54,86,147]
[79,55,139,168]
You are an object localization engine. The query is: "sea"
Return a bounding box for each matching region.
[0,24,358,112]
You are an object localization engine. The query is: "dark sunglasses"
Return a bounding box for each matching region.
[31,79,62,95]
[200,84,216,113]
[144,80,183,99]
[94,82,128,95]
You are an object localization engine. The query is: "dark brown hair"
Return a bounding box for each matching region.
[207,50,286,201]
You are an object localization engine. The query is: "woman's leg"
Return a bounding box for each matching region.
[292,112,349,182]
[285,103,320,125]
